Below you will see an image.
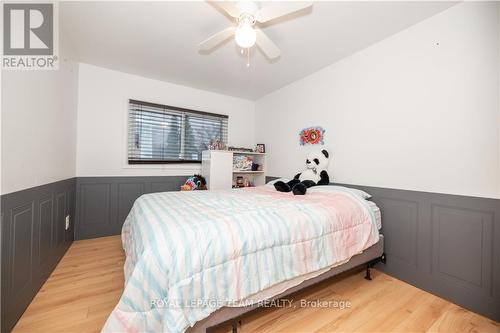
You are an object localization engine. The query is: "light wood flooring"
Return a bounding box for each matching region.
[13,236,500,333]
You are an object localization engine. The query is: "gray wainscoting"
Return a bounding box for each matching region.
[75,176,187,240]
[1,178,76,333]
[267,176,500,322]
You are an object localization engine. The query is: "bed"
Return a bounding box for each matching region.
[102,183,383,333]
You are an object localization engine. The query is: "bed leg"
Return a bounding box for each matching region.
[231,320,241,333]
[364,263,372,280]
[365,254,386,281]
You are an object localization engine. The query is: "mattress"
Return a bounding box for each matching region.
[367,200,382,230]
[103,185,380,333]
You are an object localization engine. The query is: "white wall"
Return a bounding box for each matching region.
[76,63,255,177]
[3,2,498,197]
[1,58,79,195]
[255,2,500,199]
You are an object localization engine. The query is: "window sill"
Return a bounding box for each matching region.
[128,160,201,165]
[123,163,201,169]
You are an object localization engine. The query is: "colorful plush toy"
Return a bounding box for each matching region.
[180,175,207,191]
[274,150,330,195]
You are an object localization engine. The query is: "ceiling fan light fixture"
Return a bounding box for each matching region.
[200,1,312,59]
[235,24,256,48]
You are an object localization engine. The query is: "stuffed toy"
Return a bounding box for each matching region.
[180,175,207,191]
[274,150,330,195]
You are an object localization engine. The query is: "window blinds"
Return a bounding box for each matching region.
[128,100,228,163]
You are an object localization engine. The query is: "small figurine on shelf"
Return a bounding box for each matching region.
[236,176,244,188]
[208,137,226,150]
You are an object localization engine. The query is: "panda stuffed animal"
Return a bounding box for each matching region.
[274,150,330,195]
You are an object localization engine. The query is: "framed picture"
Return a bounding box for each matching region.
[256,144,266,153]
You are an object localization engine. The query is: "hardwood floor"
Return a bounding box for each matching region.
[13,236,124,333]
[13,236,500,333]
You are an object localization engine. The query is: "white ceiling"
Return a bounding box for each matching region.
[61,1,456,100]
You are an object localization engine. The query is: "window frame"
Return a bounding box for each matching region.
[128,99,228,165]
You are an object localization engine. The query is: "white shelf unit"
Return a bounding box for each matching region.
[201,150,267,190]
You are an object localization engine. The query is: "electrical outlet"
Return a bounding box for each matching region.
[65,215,70,230]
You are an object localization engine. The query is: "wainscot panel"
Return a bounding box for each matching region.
[265,176,500,322]
[1,178,76,333]
[75,176,187,240]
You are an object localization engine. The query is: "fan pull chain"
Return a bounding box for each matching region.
[247,48,250,67]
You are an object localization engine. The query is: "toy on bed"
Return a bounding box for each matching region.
[274,150,330,195]
[180,175,207,191]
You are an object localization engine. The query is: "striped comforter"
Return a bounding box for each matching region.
[102,185,380,333]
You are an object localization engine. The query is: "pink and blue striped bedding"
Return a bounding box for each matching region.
[102,185,380,333]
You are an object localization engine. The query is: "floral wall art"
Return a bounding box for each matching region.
[299,126,325,145]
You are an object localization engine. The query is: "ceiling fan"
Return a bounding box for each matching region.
[199,1,313,60]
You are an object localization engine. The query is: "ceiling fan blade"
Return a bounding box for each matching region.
[211,1,240,18]
[255,29,280,59]
[256,2,312,23]
[199,27,236,51]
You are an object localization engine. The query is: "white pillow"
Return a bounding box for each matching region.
[265,181,372,200]
[346,188,372,199]
[309,185,372,199]
[266,178,290,186]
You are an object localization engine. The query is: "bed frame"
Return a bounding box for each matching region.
[187,235,385,333]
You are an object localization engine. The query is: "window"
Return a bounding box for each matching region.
[128,100,228,164]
